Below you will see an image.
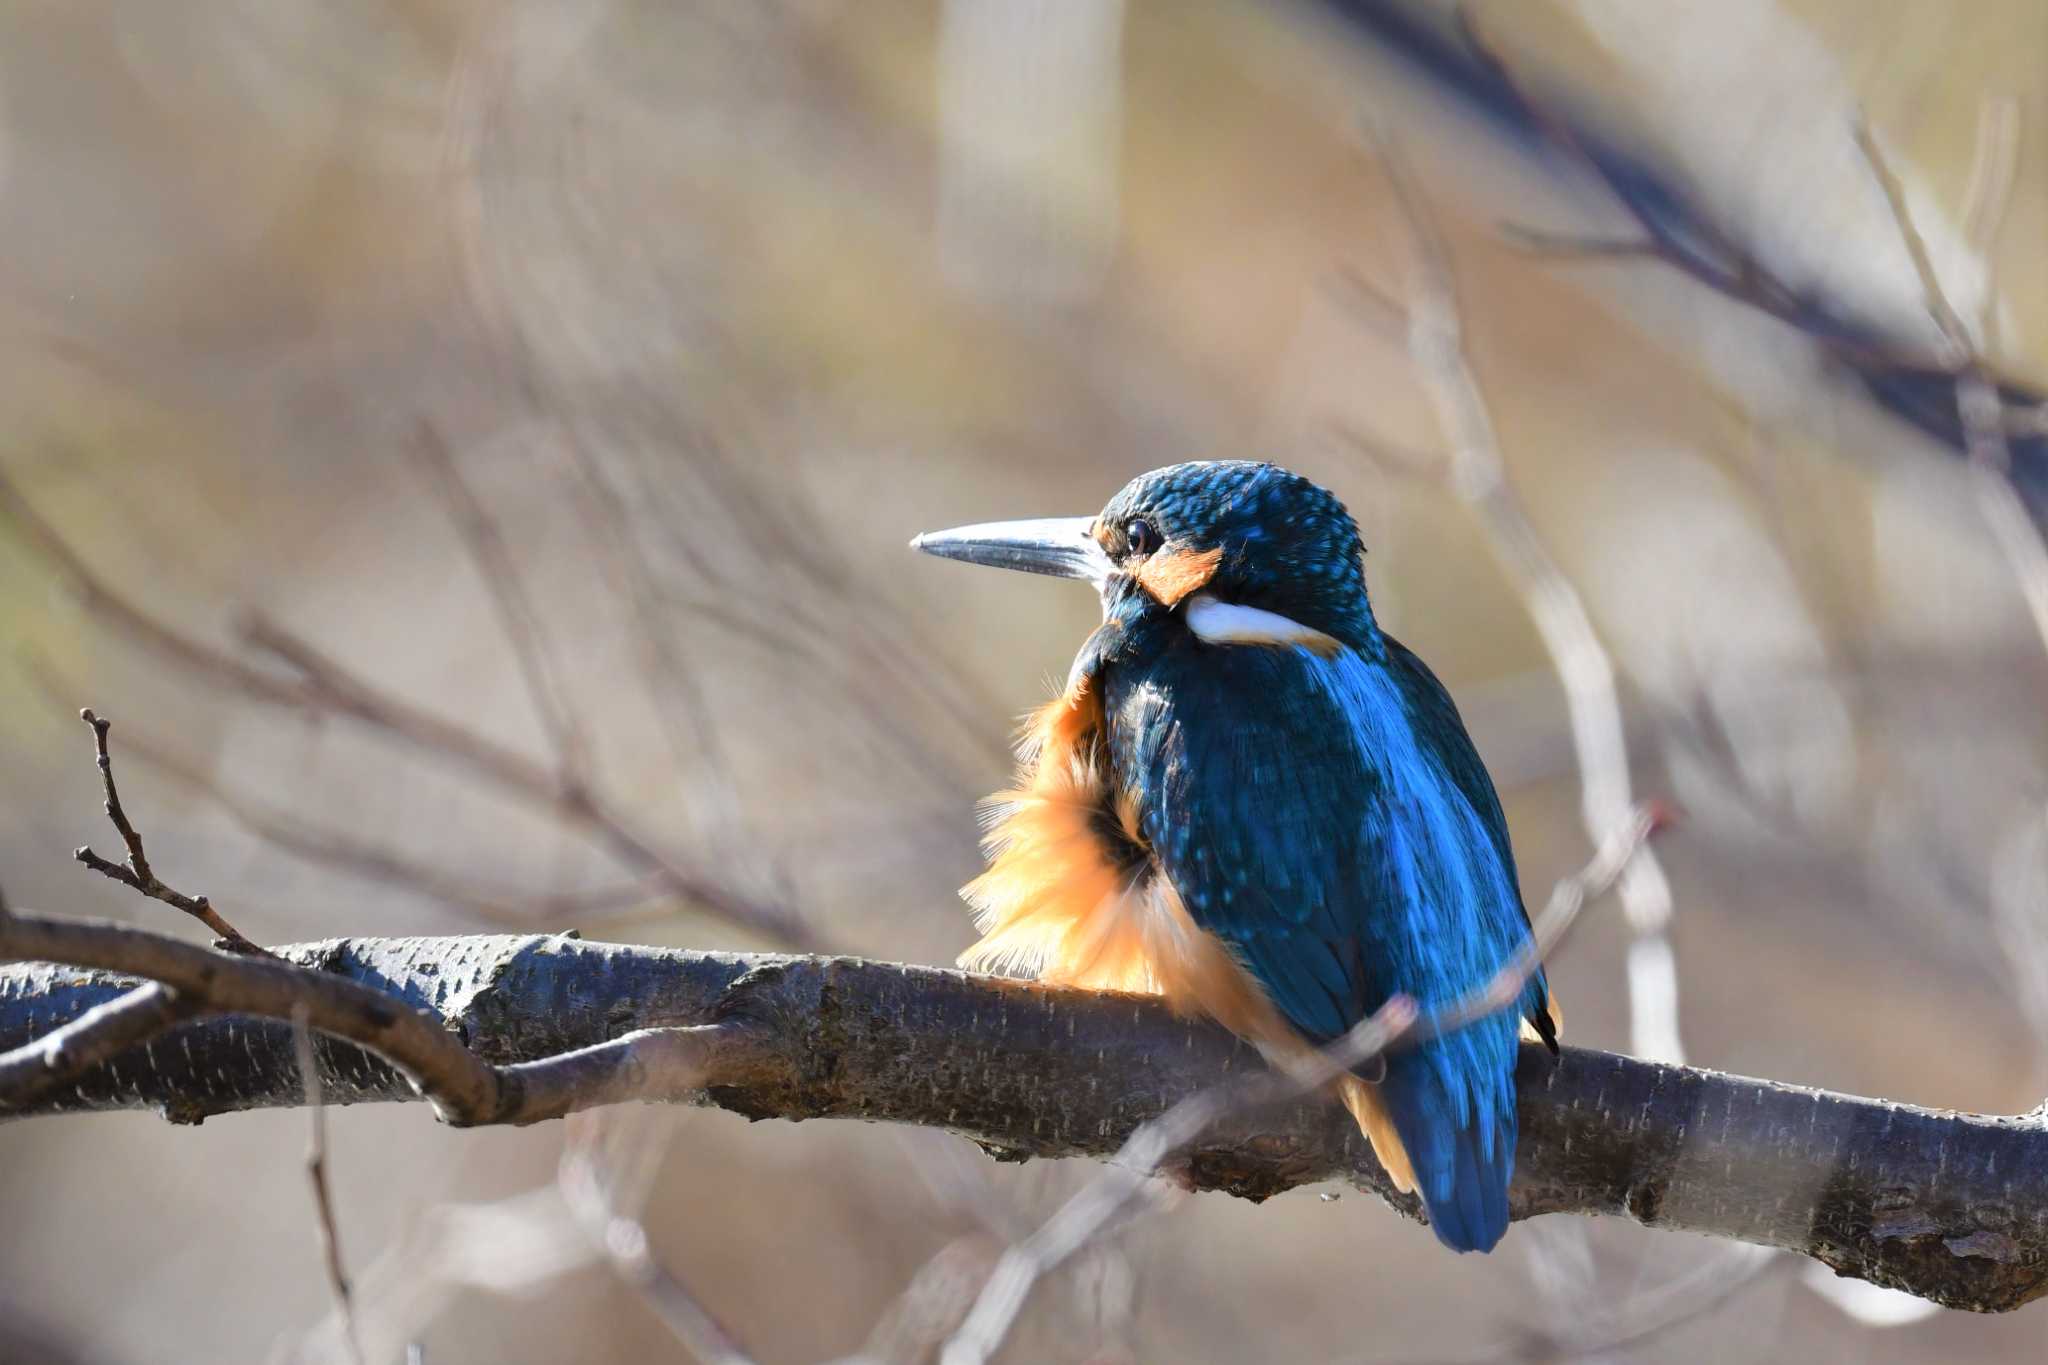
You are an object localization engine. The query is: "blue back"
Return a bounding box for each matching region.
[1100,610,1546,1251]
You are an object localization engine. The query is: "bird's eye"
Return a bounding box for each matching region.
[1126,519,1158,556]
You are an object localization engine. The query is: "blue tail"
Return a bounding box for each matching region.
[1380,1047,1518,1253]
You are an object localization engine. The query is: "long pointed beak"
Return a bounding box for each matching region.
[909,516,1112,589]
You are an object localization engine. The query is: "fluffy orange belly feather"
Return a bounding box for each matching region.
[957,677,1422,1194]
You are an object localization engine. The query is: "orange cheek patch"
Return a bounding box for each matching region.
[1135,545,1223,606]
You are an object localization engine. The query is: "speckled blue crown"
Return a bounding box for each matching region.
[1099,461,1377,648]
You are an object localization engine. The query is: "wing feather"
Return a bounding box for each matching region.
[1105,632,1543,1249]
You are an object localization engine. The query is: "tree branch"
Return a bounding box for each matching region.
[73,709,270,956]
[1,926,2042,1313]
[0,463,820,952]
[72,705,668,930]
[411,422,594,794]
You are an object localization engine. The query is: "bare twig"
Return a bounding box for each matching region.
[0,465,815,949]
[940,809,1660,1365]
[295,1004,364,1365]
[1860,104,2048,1104]
[413,423,593,793]
[1330,264,1413,342]
[1449,0,2048,473]
[1962,97,2021,259]
[0,469,315,708]
[555,434,750,861]
[292,1181,598,1365]
[560,1110,758,1365]
[1542,1247,1782,1364]
[73,709,271,957]
[22,649,668,933]
[1854,112,2048,650]
[235,612,817,949]
[1352,124,1685,1063]
[1853,122,1974,369]
[111,718,665,929]
[1451,10,1963,382]
[1379,1243,1782,1365]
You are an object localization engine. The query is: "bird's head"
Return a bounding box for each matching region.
[912,460,1377,654]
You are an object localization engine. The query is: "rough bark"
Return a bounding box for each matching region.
[2,933,2042,1313]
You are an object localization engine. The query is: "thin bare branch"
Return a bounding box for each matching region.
[0,468,815,949]
[24,642,667,935]
[235,612,818,949]
[1354,122,1685,1063]
[1542,1246,1782,1364]
[413,423,593,792]
[555,434,750,860]
[1379,1243,1782,1365]
[1853,121,1973,368]
[1856,111,2048,653]
[73,709,271,956]
[295,1004,364,1365]
[1961,96,2021,265]
[1451,7,2040,398]
[101,716,665,929]
[0,467,315,708]
[1329,265,1413,342]
[560,1110,759,1365]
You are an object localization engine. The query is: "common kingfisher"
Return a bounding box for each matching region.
[912,460,1557,1253]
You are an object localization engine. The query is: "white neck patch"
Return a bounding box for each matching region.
[1183,593,1342,655]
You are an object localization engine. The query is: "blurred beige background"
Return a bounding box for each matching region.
[1,2,2045,1361]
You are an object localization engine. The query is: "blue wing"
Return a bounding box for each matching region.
[1105,632,1545,1251]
